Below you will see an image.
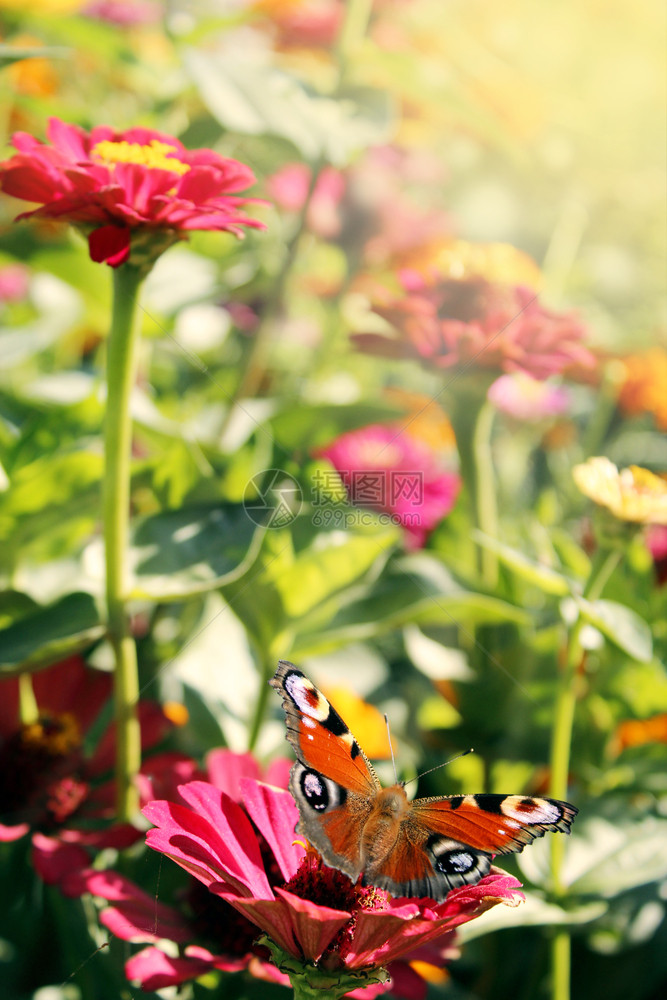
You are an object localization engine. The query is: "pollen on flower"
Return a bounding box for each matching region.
[91,139,190,175]
[21,713,81,757]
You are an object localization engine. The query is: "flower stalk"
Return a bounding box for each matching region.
[17,671,39,726]
[260,937,389,1000]
[547,544,622,1000]
[448,388,499,588]
[104,263,145,821]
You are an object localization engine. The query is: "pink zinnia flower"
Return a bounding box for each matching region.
[646,524,667,586]
[140,776,523,997]
[267,162,345,238]
[0,117,265,267]
[0,263,29,303]
[353,274,595,381]
[0,656,172,885]
[65,751,293,992]
[317,424,461,549]
[487,372,571,422]
[82,0,162,24]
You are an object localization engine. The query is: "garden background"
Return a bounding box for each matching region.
[0,2,665,1000]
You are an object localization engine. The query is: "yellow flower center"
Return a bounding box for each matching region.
[21,712,81,757]
[91,139,190,175]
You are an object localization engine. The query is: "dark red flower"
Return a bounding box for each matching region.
[0,117,266,267]
[0,656,172,885]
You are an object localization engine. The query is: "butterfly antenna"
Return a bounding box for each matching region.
[405,748,475,788]
[384,713,399,784]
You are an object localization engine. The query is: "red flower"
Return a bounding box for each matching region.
[0,117,266,267]
[0,656,172,885]
[353,274,595,381]
[317,423,461,549]
[140,776,523,997]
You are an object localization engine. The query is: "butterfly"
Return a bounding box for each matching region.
[271,661,578,902]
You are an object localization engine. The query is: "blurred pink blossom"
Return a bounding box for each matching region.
[646,524,667,586]
[83,1,163,25]
[318,423,461,548]
[267,162,345,237]
[354,274,595,381]
[487,372,571,421]
[0,263,29,303]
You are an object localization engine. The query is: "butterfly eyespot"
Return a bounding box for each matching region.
[435,848,476,874]
[301,769,330,811]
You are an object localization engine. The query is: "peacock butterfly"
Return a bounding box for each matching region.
[271,660,577,902]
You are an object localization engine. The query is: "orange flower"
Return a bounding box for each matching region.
[614,714,667,752]
[617,348,667,430]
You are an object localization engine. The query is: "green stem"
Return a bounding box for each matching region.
[449,392,499,587]
[104,264,145,822]
[219,161,323,440]
[335,0,373,86]
[18,672,39,726]
[247,633,294,753]
[547,545,622,1000]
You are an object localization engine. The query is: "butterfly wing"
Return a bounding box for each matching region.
[270,661,381,881]
[364,792,578,900]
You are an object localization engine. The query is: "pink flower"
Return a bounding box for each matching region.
[65,750,294,992]
[141,777,523,997]
[487,372,571,421]
[317,424,461,549]
[353,274,595,381]
[0,656,173,884]
[0,263,29,303]
[267,162,345,238]
[254,0,344,50]
[0,117,265,267]
[646,524,667,586]
[82,0,162,24]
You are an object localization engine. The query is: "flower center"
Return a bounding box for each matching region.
[0,713,86,828]
[283,850,390,966]
[91,139,190,175]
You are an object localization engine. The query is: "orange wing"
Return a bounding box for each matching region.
[270,661,379,797]
[411,793,578,854]
[271,662,380,879]
[364,793,578,900]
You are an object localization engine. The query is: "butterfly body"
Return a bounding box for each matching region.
[271,661,578,901]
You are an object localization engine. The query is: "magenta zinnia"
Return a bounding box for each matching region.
[142,776,524,997]
[317,423,461,549]
[0,117,265,267]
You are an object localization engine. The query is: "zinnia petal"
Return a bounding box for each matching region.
[88,224,131,266]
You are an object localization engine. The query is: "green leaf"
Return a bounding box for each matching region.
[576,598,653,663]
[456,892,606,942]
[184,51,395,164]
[518,811,667,899]
[270,402,400,452]
[0,45,69,67]
[472,531,571,596]
[278,523,398,620]
[0,592,104,674]
[294,553,529,655]
[130,504,264,600]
